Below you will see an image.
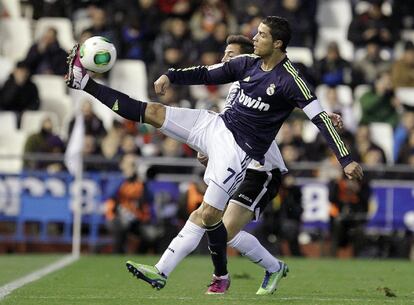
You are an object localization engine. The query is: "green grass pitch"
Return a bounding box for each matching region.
[1,255,413,305]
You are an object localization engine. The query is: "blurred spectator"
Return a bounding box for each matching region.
[359,71,399,127]
[68,100,106,141]
[352,40,391,85]
[313,42,352,86]
[392,0,414,30]
[0,61,40,123]
[391,41,414,88]
[231,0,276,24]
[149,42,193,102]
[119,134,140,155]
[117,0,161,62]
[348,0,398,49]
[178,177,207,222]
[24,27,68,75]
[397,129,414,164]
[319,86,357,132]
[24,117,65,172]
[101,121,125,168]
[394,111,414,162]
[29,0,71,19]
[83,134,103,171]
[157,0,195,19]
[240,15,262,39]
[189,0,237,41]
[105,154,153,253]
[355,124,386,164]
[153,18,196,65]
[329,173,371,257]
[278,122,306,162]
[84,7,120,51]
[276,0,315,48]
[198,22,228,56]
[275,174,303,256]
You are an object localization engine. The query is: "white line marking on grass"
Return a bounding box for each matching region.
[0,255,78,300]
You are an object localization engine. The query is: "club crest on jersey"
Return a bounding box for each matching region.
[238,89,270,111]
[266,84,276,96]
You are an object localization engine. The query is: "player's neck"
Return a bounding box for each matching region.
[261,51,286,72]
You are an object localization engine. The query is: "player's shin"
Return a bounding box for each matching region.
[155,220,205,276]
[228,231,280,273]
[205,220,228,277]
[83,78,147,123]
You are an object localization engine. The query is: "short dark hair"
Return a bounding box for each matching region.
[262,16,291,53]
[226,35,254,54]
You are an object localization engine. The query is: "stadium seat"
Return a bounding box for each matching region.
[32,74,67,99]
[0,130,27,173]
[286,47,313,67]
[369,122,394,164]
[0,56,13,86]
[40,95,74,134]
[315,28,354,61]
[0,111,18,134]
[109,60,149,102]
[35,17,76,51]
[0,18,32,62]
[20,110,60,135]
[316,84,353,107]
[302,120,319,143]
[395,87,414,108]
[1,0,21,18]
[316,0,352,29]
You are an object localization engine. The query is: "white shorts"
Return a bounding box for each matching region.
[160,107,251,211]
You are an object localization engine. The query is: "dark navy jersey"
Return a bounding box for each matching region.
[166,55,352,166]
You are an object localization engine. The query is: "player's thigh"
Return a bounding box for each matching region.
[229,168,282,220]
[223,203,254,241]
[159,107,214,153]
[202,129,251,211]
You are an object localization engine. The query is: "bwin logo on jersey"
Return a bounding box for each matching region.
[238,89,270,111]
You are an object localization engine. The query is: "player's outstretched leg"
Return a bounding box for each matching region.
[256,261,289,295]
[126,261,167,290]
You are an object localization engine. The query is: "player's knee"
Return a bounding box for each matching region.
[188,208,203,227]
[145,103,166,128]
[201,205,222,227]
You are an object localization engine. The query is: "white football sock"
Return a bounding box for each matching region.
[155,220,205,276]
[228,231,280,273]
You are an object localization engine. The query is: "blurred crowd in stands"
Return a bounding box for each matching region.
[0,0,413,258]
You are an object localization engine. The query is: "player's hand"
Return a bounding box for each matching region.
[154,74,171,95]
[197,152,209,167]
[344,161,363,180]
[328,113,343,130]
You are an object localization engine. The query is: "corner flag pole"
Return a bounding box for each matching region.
[65,94,85,258]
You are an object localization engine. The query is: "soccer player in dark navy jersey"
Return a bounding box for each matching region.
[65,16,362,295]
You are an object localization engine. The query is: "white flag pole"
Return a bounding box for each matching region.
[65,94,85,258]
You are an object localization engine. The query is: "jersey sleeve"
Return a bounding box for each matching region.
[280,60,316,108]
[166,55,253,86]
[222,82,240,112]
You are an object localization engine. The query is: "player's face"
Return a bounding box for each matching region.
[252,23,276,57]
[221,43,242,62]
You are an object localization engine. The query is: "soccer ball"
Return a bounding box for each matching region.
[79,36,117,73]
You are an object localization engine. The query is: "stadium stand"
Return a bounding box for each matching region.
[0,18,32,62]
[34,17,76,52]
[0,130,27,173]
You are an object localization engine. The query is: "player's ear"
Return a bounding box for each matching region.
[273,39,283,50]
